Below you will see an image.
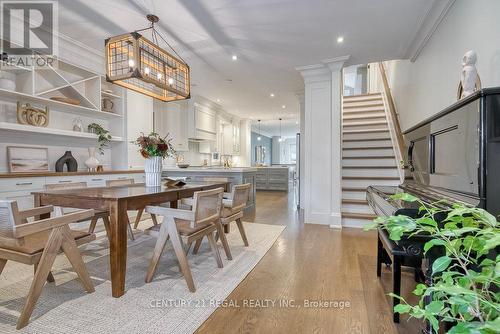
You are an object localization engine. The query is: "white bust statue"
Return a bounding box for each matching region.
[461,50,478,98]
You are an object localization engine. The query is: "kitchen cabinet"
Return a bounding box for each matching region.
[188,103,217,141]
[154,100,189,152]
[221,119,241,155]
[255,167,289,191]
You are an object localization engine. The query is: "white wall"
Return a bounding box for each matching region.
[386,0,500,131]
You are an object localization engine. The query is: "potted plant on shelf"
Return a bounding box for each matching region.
[88,123,112,154]
[364,193,499,334]
[132,132,175,187]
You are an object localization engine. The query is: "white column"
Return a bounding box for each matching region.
[296,55,349,228]
[296,91,305,210]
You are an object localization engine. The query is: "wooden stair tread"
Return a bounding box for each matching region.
[342,114,386,120]
[343,103,384,109]
[342,211,377,220]
[343,121,388,127]
[342,176,399,180]
[342,187,367,192]
[342,146,393,150]
[343,137,391,142]
[342,129,389,134]
[342,165,398,169]
[343,155,395,159]
[342,199,368,205]
[343,93,381,98]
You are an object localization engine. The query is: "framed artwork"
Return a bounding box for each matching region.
[7,146,49,173]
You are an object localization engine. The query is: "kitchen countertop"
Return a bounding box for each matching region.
[163,167,257,173]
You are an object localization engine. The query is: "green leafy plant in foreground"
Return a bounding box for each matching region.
[88,123,112,154]
[364,193,499,333]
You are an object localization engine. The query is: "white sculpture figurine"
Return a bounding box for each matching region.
[461,50,478,98]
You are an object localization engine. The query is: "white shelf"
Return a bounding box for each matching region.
[0,122,124,141]
[0,88,123,120]
[101,91,123,99]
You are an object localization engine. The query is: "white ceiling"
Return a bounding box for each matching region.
[57,0,436,120]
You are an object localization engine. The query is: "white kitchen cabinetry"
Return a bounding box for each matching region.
[188,103,217,141]
[221,119,241,155]
[154,100,189,152]
[126,90,153,169]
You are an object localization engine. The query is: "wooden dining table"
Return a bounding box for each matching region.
[32,181,229,298]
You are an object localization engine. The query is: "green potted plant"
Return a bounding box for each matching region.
[365,193,499,333]
[88,123,112,154]
[132,132,175,187]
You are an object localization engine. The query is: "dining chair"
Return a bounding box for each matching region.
[0,200,95,329]
[45,182,115,239]
[144,187,225,292]
[192,183,251,256]
[106,178,158,234]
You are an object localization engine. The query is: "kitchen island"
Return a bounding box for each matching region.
[162,167,257,212]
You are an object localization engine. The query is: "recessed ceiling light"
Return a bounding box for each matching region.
[282,105,286,109]
[295,121,299,125]
[216,99,221,102]
[232,55,238,61]
[270,93,275,98]
[337,36,344,43]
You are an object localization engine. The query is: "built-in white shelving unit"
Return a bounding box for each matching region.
[0,53,127,171]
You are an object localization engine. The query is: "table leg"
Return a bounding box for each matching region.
[109,200,128,298]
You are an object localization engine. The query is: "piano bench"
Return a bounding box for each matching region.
[377,229,424,323]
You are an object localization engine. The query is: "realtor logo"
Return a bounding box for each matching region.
[1,1,58,56]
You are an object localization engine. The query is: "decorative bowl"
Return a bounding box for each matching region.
[177,164,190,169]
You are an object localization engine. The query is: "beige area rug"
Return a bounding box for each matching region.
[0,220,285,334]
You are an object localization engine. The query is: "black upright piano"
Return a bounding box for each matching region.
[367,87,500,332]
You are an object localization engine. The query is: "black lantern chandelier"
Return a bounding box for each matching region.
[105,14,190,102]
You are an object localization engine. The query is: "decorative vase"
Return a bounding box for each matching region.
[85,147,100,171]
[144,156,162,187]
[55,151,78,172]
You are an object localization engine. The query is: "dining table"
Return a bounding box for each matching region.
[32,181,229,298]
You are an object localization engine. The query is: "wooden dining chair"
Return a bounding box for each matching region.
[193,183,251,256]
[144,187,225,292]
[0,200,95,329]
[106,179,158,236]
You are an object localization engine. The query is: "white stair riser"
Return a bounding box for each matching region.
[343,99,384,108]
[342,105,385,113]
[343,94,381,102]
[342,204,373,214]
[343,179,399,188]
[342,190,367,200]
[342,113,386,121]
[343,124,389,131]
[343,158,398,167]
[343,120,387,127]
[342,168,399,177]
[342,139,392,148]
[342,131,390,140]
[342,217,374,228]
[343,148,394,157]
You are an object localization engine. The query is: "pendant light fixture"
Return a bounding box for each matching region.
[105,14,190,102]
[257,120,262,141]
[278,118,283,142]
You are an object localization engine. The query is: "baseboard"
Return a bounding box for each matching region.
[341,217,372,228]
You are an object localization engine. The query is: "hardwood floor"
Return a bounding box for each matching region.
[196,189,422,334]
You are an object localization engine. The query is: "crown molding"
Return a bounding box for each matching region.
[405,0,455,62]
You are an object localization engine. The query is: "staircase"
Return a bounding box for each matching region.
[341,93,401,227]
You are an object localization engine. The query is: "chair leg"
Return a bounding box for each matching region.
[126,216,135,241]
[60,226,94,293]
[17,228,63,330]
[145,222,170,283]
[133,209,144,229]
[393,256,401,323]
[167,219,195,292]
[88,216,98,234]
[207,232,223,268]
[192,238,202,254]
[235,218,249,246]
[34,263,55,283]
[102,216,111,238]
[0,259,7,275]
[215,221,232,260]
[151,213,158,226]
